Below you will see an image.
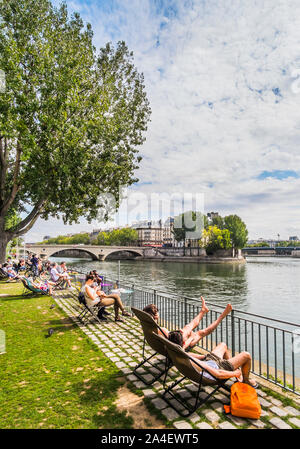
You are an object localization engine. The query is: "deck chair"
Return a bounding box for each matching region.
[0,268,9,280]
[152,333,231,417]
[20,277,49,296]
[131,307,172,385]
[77,291,105,325]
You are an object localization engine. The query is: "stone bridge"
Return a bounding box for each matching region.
[25,244,146,261]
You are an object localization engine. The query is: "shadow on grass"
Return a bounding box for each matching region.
[71,377,133,428]
[0,293,46,301]
[46,317,78,333]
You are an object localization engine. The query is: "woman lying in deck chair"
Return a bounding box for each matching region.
[143,297,233,350]
[20,277,51,296]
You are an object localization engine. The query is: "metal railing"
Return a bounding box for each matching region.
[72,270,300,396]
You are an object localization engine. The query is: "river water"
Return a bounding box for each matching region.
[51,256,300,325]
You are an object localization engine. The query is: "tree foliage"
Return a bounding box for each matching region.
[172,211,207,242]
[42,227,138,246]
[224,214,248,249]
[0,0,151,261]
[201,225,231,254]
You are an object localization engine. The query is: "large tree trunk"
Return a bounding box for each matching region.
[0,231,8,264]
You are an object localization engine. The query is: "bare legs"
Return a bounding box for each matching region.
[98,293,130,321]
[182,300,233,350]
[210,342,256,387]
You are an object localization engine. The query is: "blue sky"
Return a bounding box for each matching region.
[27,0,300,241]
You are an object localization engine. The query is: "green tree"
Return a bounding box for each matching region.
[172,211,206,243]
[224,214,248,254]
[0,0,151,262]
[211,215,225,229]
[201,225,231,255]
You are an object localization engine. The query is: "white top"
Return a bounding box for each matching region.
[50,267,60,282]
[81,285,100,308]
[202,360,219,381]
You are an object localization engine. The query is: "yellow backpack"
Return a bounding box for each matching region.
[224,382,261,419]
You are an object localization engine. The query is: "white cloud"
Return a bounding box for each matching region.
[28,0,300,241]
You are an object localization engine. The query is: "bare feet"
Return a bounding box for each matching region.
[244,378,258,388]
[223,303,233,316]
[201,296,209,314]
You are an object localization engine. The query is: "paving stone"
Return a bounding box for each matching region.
[285,406,300,416]
[270,406,288,417]
[210,401,224,413]
[151,397,168,410]
[115,362,126,369]
[288,417,300,428]
[218,422,236,429]
[168,399,186,412]
[120,368,131,375]
[226,414,246,427]
[189,412,201,423]
[269,417,292,429]
[260,409,268,417]
[176,389,192,399]
[161,407,180,421]
[256,389,267,398]
[268,397,283,407]
[111,357,120,362]
[186,384,199,393]
[143,389,156,398]
[135,367,146,374]
[173,420,193,429]
[127,374,138,382]
[133,381,146,389]
[248,419,265,428]
[128,362,138,367]
[214,393,230,404]
[259,397,272,408]
[123,357,133,362]
[195,422,213,429]
[149,367,161,375]
[203,409,220,423]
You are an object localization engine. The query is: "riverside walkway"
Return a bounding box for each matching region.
[53,288,300,429]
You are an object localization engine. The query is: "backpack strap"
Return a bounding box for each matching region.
[223,405,231,414]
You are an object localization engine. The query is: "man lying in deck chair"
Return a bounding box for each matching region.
[143,297,233,350]
[188,341,257,388]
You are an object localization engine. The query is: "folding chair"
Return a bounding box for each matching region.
[0,268,9,281]
[152,333,231,417]
[131,307,173,385]
[77,291,105,325]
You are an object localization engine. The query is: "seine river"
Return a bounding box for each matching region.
[51,256,300,325]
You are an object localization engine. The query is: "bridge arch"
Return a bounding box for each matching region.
[49,248,99,261]
[102,249,143,261]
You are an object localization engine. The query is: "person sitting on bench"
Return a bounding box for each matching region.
[143,297,233,350]
[81,274,131,323]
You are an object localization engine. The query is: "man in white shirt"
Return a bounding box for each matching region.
[50,262,71,287]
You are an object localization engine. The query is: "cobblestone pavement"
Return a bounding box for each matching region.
[53,289,300,429]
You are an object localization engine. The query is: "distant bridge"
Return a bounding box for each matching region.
[25,244,145,261]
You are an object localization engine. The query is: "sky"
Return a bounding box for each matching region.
[26,0,300,242]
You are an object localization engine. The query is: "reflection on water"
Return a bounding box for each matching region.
[50,256,300,324]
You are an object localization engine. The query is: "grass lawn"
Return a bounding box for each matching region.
[0,281,132,429]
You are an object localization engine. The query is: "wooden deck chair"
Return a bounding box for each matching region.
[152,333,231,417]
[131,307,172,385]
